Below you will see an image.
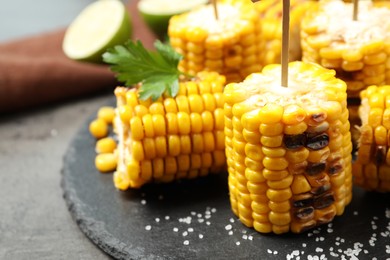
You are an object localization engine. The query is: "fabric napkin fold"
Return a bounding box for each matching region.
[0,0,156,114]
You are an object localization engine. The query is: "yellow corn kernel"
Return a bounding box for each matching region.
[307,147,330,163]
[341,61,364,72]
[266,188,292,202]
[268,200,290,213]
[364,64,386,77]
[176,155,190,172]
[176,95,190,113]
[263,157,288,171]
[95,153,117,172]
[363,52,387,66]
[140,160,152,181]
[89,118,108,139]
[247,182,268,194]
[342,49,363,62]
[113,171,130,191]
[188,94,204,113]
[131,141,145,161]
[202,93,216,111]
[214,108,225,130]
[375,125,387,145]
[282,104,306,125]
[267,174,293,190]
[201,111,214,132]
[95,137,117,154]
[166,113,179,135]
[260,135,283,148]
[245,168,266,183]
[190,113,203,133]
[212,130,223,150]
[134,105,149,117]
[245,143,264,161]
[152,158,164,178]
[142,114,154,138]
[242,129,260,144]
[168,135,181,156]
[180,135,192,155]
[143,138,156,159]
[152,114,166,136]
[368,107,383,127]
[125,90,139,107]
[98,106,115,124]
[284,122,308,135]
[261,147,286,158]
[383,109,390,129]
[285,148,309,163]
[258,104,284,124]
[260,122,284,136]
[361,41,384,55]
[165,156,178,175]
[213,150,226,167]
[319,47,342,60]
[241,109,262,132]
[130,117,144,140]
[164,98,178,113]
[192,134,204,154]
[291,174,311,194]
[155,136,167,158]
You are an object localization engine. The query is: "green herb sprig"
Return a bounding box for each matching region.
[103,40,192,101]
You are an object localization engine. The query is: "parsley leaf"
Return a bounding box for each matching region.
[103,40,188,101]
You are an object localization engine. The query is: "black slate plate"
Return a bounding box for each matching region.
[62,109,390,260]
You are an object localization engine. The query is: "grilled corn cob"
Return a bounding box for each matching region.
[353,85,390,192]
[301,0,390,98]
[224,61,352,234]
[254,0,316,65]
[112,71,226,190]
[168,0,263,83]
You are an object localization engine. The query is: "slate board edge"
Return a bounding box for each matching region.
[61,122,137,260]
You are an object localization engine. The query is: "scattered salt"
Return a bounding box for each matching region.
[225,224,232,231]
[155,218,160,223]
[183,240,189,246]
[188,228,194,232]
[199,234,204,239]
[145,225,151,231]
[173,227,179,232]
[236,241,241,246]
[140,199,146,205]
[230,218,235,223]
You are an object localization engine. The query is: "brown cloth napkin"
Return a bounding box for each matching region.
[0,0,156,114]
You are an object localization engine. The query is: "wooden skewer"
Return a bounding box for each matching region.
[212,0,219,20]
[281,0,290,87]
[353,0,359,21]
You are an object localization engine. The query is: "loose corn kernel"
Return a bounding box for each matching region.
[95,153,117,172]
[97,106,115,124]
[95,137,117,154]
[89,118,108,139]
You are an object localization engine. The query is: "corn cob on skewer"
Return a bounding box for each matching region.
[353,85,390,192]
[254,0,316,66]
[224,61,352,234]
[301,0,390,98]
[168,0,263,83]
[113,71,226,190]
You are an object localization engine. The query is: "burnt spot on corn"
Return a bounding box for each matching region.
[283,134,306,150]
[306,133,329,150]
[313,192,335,209]
[294,207,314,222]
[375,146,386,164]
[306,162,326,176]
[328,161,344,175]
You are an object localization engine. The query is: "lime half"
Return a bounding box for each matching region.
[63,0,132,63]
[138,0,208,39]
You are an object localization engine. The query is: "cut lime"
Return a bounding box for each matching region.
[138,0,208,39]
[63,0,132,63]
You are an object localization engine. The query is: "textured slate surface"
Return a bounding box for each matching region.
[62,112,390,260]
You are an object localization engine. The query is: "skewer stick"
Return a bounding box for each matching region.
[212,0,219,20]
[353,0,358,21]
[281,0,290,87]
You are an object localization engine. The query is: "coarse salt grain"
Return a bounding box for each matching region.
[242,235,248,240]
[225,224,232,231]
[141,199,146,205]
[145,225,152,231]
[165,216,170,220]
[182,231,188,237]
[228,231,233,235]
[188,228,194,232]
[155,218,160,223]
[248,235,253,241]
[230,218,235,223]
[183,240,189,245]
[206,221,211,226]
[236,241,240,246]
[302,243,307,248]
[173,227,179,232]
[199,234,204,239]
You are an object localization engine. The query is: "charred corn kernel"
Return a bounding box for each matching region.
[169,0,264,83]
[301,0,390,98]
[224,61,352,233]
[98,106,115,124]
[355,85,390,192]
[110,72,226,189]
[95,137,117,154]
[95,153,117,172]
[89,118,108,139]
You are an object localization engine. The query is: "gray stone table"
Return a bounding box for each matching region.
[0,0,116,258]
